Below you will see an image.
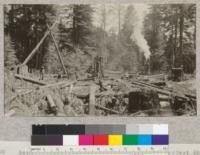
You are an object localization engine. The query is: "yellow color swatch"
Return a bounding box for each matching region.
[108,135,123,145]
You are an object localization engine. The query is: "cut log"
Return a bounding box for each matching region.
[89,85,96,115]
[15,74,47,85]
[158,94,170,101]
[46,94,57,114]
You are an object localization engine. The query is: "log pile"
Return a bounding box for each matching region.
[5,72,197,116]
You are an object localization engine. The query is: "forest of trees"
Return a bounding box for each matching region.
[4,4,196,76]
[144,4,196,74]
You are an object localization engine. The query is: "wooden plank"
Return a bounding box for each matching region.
[89,85,96,115]
[47,24,68,75]
[22,21,57,65]
[15,74,47,85]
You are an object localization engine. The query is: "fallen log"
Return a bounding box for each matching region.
[77,78,94,81]
[185,94,196,100]
[15,74,47,85]
[7,80,76,105]
[150,81,166,86]
[115,78,191,101]
[131,81,188,100]
[104,70,122,74]
[41,80,76,89]
[95,104,122,114]
[133,79,196,100]
[133,79,164,89]
[143,74,165,79]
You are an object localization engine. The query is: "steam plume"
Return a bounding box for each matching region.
[131,4,150,59]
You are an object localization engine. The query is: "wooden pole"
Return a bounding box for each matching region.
[22,21,57,65]
[89,85,96,115]
[47,24,68,75]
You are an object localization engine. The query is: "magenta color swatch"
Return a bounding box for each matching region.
[79,135,93,145]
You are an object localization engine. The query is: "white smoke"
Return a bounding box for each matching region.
[131,4,150,59]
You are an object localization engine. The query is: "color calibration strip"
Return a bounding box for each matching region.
[31,124,168,146]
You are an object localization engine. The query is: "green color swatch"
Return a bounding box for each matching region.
[123,135,138,145]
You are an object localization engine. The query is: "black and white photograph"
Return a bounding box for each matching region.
[4,3,196,117]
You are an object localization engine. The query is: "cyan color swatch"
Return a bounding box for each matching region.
[138,135,152,145]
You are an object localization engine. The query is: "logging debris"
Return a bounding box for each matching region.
[5,71,196,116]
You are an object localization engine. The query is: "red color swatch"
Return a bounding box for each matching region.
[93,135,108,145]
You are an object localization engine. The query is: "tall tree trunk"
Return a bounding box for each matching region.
[72,6,76,49]
[101,5,106,62]
[171,25,175,68]
[174,11,178,67]
[10,5,14,27]
[179,5,184,67]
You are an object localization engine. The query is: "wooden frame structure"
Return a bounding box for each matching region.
[21,20,67,75]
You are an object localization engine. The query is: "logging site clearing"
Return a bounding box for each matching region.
[4,4,196,117]
[5,64,196,117]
